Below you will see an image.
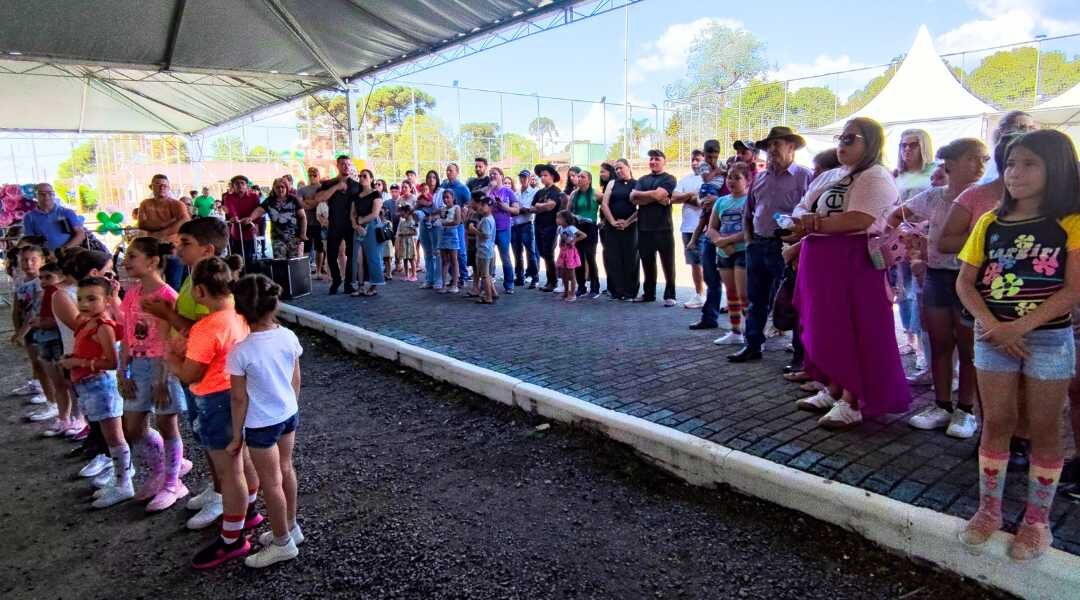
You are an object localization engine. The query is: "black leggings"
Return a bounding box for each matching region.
[574,221,600,294]
[326,228,356,287]
[638,229,676,301]
[604,223,638,299]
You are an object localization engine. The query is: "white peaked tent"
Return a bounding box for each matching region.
[803,25,995,166]
[1031,83,1080,145]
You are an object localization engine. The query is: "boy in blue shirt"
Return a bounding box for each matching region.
[473,194,497,304]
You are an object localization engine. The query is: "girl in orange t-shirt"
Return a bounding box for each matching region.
[166,256,260,569]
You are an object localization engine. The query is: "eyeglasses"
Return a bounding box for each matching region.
[833,133,865,146]
[359,173,371,180]
[899,142,920,149]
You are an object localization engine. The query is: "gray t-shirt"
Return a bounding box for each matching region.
[297,183,321,229]
[477,215,496,259]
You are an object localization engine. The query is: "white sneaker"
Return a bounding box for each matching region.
[946,409,978,439]
[906,369,933,385]
[915,354,928,371]
[41,418,69,438]
[12,380,43,396]
[818,400,863,430]
[663,298,677,307]
[259,523,305,547]
[796,389,836,412]
[187,483,217,510]
[683,294,705,309]
[79,454,111,478]
[93,466,133,489]
[908,406,952,430]
[187,494,224,530]
[26,393,48,405]
[553,283,565,294]
[244,538,299,568]
[713,332,745,346]
[447,286,460,294]
[766,325,783,338]
[92,479,134,509]
[27,404,58,422]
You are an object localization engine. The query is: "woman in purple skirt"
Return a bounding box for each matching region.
[787,117,912,429]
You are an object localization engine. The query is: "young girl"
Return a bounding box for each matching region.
[438,189,462,295]
[227,274,304,568]
[118,237,191,512]
[555,210,585,302]
[35,262,76,437]
[395,204,418,281]
[59,276,131,509]
[707,162,751,346]
[956,130,1080,561]
[167,256,260,569]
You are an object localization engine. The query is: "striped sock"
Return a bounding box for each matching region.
[247,488,258,504]
[1026,455,1064,526]
[977,448,1009,518]
[220,513,245,544]
[728,301,743,331]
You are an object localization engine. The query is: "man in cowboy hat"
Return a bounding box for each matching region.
[728,126,813,363]
[531,163,568,291]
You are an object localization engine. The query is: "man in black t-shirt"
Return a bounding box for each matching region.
[313,154,361,294]
[531,163,568,291]
[467,157,492,195]
[630,149,678,304]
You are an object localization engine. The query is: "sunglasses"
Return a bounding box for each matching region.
[899,142,920,149]
[833,133,865,146]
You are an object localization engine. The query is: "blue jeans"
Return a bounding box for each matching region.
[457,223,469,281]
[894,263,922,334]
[699,237,722,326]
[510,222,538,285]
[419,224,442,287]
[360,222,385,285]
[494,229,514,291]
[745,238,786,351]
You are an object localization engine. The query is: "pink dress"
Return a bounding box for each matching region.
[555,225,581,270]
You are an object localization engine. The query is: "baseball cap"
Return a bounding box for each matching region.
[647,149,666,159]
[518,169,531,178]
[734,140,757,152]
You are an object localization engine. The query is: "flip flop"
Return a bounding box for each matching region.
[783,371,813,383]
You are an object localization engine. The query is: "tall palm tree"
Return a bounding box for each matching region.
[528,117,559,158]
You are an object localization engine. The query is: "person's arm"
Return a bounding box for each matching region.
[94,323,119,371]
[291,356,301,399]
[782,240,802,265]
[938,203,974,254]
[630,188,661,205]
[313,179,346,206]
[743,193,756,244]
[357,197,382,226]
[571,229,586,246]
[600,181,618,226]
[52,288,79,331]
[978,249,1080,354]
[800,211,876,235]
[227,374,249,455]
[297,208,308,240]
[160,202,191,239]
[118,338,134,397]
[245,206,267,223]
[142,298,195,336]
[887,205,916,228]
[705,205,723,245]
[64,225,86,249]
[165,353,209,385]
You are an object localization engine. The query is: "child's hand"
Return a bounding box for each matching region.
[142,297,169,319]
[978,320,1030,359]
[58,356,81,370]
[11,333,24,347]
[226,437,244,456]
[117,375,136,400]
[153,381,170,409]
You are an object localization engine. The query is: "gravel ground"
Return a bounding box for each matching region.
[0,327,1011,600]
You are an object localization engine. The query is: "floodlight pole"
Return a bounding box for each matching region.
[622,2,630,160]
[1033,34,1047,106]
[346,85,361,159]
[411,87,419,170]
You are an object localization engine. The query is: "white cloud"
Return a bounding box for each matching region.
[767,55,870,90]
[631,17,745,81]
[936,2,1079,53]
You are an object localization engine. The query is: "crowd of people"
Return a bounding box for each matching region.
[8,106,1080,564]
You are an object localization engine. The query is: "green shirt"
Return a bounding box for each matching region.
[570,189,599,224]
[193,195,215,218]
[176,276,210,322]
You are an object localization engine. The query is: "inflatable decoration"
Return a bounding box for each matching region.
[20,183,35,199]
[96,211,125,235]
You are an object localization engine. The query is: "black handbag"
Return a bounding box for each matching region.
[771,265,799,332]
[375,219,394,244]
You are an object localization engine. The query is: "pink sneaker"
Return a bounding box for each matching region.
[68,424,89,441]
[41,418,69,438]
[146,482,189,513]
[63,420,86,438]
[180,458,193,477]
[134,471,165,503]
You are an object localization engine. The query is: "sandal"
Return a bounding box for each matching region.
[783,371,813,383]
[476,298,494,304]
[358,287,378,297]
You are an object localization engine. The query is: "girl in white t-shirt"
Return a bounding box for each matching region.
[225,274,304,568]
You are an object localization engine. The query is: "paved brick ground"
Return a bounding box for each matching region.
[289,275,1080,555]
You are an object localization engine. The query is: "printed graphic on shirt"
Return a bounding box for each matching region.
[818,176,853,216]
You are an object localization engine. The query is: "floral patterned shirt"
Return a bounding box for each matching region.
[958,211,1080,329]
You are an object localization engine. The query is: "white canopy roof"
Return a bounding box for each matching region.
[821,25,995,130]
[0,0,583,135]
[1032,82,1080,127]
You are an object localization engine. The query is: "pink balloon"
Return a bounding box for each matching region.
[0,213,13,227]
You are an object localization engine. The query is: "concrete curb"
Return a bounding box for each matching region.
[281,303,1080,600]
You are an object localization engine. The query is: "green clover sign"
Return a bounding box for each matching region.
[96,211,125,235]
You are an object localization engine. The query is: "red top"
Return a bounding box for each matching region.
[223,190,262,240]
[70,316,121,383]
[39,285,56,320]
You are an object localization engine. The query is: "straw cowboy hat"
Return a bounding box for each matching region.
[755,126,806,150]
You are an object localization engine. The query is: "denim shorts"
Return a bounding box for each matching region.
[245,413,299,449]
[74,372,123,422]
[124,356,187,415]
[193,389,234,451]
[716,250,747,270]
[183,386,201,446]
[974,325,1076,380]
[922,267,960,309]
[34,338,64,362]
[682,232,701,265]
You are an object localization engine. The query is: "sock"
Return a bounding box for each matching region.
[109,443,132,485]
[139,428,165,481]
[220,513,245,544]
[163,437,183,488]
[273,533,292,547]
[247,488,258,505]
[1025,455,1064,526]
[976,448,1009,518]
[727,301,743,331]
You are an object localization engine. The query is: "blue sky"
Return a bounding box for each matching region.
[3,0,1080,183]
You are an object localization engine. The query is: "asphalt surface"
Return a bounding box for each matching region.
[0,328,1011,600]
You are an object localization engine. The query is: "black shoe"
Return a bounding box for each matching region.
[1007,437,1030,472]
[329,281,341,295]
[343,285,357,295]
[527,281,537,289]
[718,306,729,314]
[727,346,763,363]
[689,321,719,330]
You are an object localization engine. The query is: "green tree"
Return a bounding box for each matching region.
[211,136,246,161]
[461,122,501,161]
[56,141,96,180]
[606,118,656,161]
[371,114,457,177]
[294,86,436,150]
[503,133,540,172]
[964,48,1080,109]
[246,145,272,162]
[665,22,767,99]
[77,184,98,213]
[840,63,898,118]
[787,86,839,130]
[528,116,559,156]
